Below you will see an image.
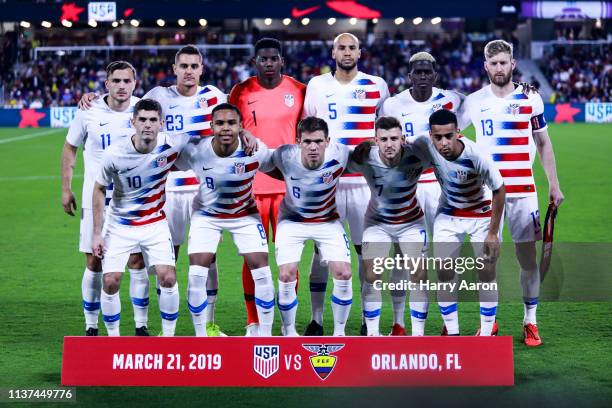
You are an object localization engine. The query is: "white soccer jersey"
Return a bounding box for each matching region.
[175,138,273,218]
[97,132,189,226]
[65,95,139,208]
[413,136,504,218]
[380,87,469,182]
[272,143,350,223]
[464,84,547,198]
[143,85,227,192]
[348,146,427,224]
[303,72,389,149]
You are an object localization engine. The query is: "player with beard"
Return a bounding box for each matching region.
[303,33,389,335]
[463,40,564,345]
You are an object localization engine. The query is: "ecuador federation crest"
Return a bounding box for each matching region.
[302,344,344,380]
[284,94,295,107]
[253,345,280,379]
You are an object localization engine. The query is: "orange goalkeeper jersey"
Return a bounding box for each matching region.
[229,75,306,194]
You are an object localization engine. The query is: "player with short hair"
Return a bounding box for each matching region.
[349,116,429,336]
[413,109,505,337]
[303,33,389,335]
[270,117,353,336]
[61,61,150,336]
[174,103,276,336]
[463,40,564,345]
[229,37,306,336]
[92,99,187,336]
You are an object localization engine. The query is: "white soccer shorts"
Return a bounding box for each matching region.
[361,217,428,260]
[336,178,370,246]
[416,181,441,236]
[164,190,196,246]
[79,208,99,253]
[188,213,269,255]
[501,195,542,243]
[101,219,175,273]
[433,213,491,260]
[275,219,352,266]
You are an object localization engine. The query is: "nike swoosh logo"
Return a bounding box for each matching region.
[169,105,179,109]
[247,100,257,105]
[291,5,321,18]
[326,94,335,98]
[401,113,410,117]
[290,176,301,180]
[481,108,490,112]
[100,122,109,126]
[124,166,137,173]
[373,175,384,179]
[203,167,213,171]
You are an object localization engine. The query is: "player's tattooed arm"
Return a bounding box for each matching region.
[60,142,79,216]
[239,129,258,155]
[533,129,564,208]
[484,185,506,262]
[77,92,99,110]
[350,139,375,165]
[92,182,107,258]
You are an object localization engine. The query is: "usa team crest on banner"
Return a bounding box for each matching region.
[234,162,245,175]
[253,345,280,379]
[302,344,344,380]
[284,94,295,107]
[156,155,167,168]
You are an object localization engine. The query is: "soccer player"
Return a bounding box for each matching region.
[92,99,186,336]
[270,117,353,336]
[302,32,389,335]
[174,103,276,336]
[61,61,150,336]
[413,109,505,337]
[229,38,306,336]
[463,40,564,345]
[349,117,428,336]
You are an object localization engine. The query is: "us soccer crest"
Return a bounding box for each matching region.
[507,103,520,115]
[156,155,167,167]
[284,94,295,107]
[353,89,366,100]
[253,345,280,379]
[198,97,208,108]
[431,103,443,113]
[302,344,344,380]
[234,162,245,175]
[322,171,333,184]
[453,169,468,181]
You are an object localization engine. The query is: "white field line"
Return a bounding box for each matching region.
[0,174,83,182]
[0,129,63,144]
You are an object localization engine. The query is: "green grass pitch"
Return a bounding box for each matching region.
[0,123,610,407]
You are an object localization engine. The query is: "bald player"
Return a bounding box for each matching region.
[303,32,389,335]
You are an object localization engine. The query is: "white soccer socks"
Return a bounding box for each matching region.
[101,289,121,336]
[159,283,179,336]
[129,268,149,328]
[82,268,102,329]
[521,267,540,325]
[409,286,429,336]
[479,281,498,336]
[331,278,353,336]
[278,280,298,336]
[309,251,328,326]
[187,265,208,336]
[362,282,381,336]
[390,267,407,328]
[206,262,219,323]
[252,266,275,336]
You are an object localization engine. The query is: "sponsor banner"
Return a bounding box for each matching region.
[62,336,513,387]
[50,107,78,128]
[0,108,49,127]
[543,103,585,124]
[585,103,612,123]
[522,1,612,19]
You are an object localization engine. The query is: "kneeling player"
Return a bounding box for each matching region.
[176,103,276,336]
[350,117,429,336]
[413,109,505,336]
[92,99,185,336]
[271,117,353,336]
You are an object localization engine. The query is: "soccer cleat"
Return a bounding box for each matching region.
[207,322,227,337]
[360,322,367,336]
[85,327,98,336]
[440,325,460,336]
[303,320,324,336]
[135,326,150,336]
[245,323,260,337]
[523,323,542,347]
[475,321,499,336]
[389,323,406,336]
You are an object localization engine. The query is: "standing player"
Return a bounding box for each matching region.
[175,104,275,336]
[349,117,428,336]
[413,109,506,337]
[61,61,150,336]
[463,40,564,346]
[92,99,185,336]
[229,38,306,336]
[270,117,353,336]
[303,33,389,335]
